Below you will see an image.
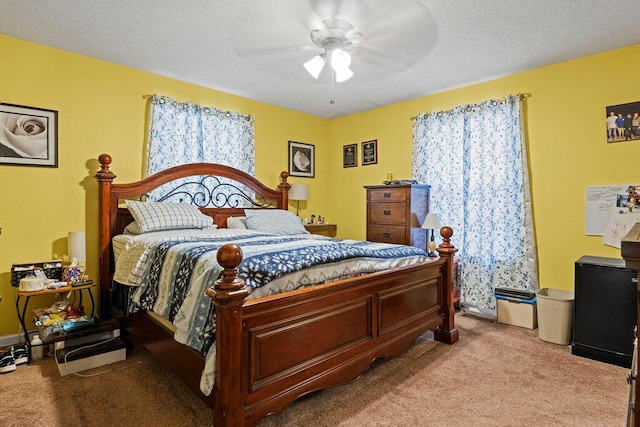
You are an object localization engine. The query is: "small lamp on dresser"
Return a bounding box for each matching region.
[289,184,309,216]
[421,213,441,257]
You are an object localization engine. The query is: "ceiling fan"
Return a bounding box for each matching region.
[231,0,436,86]
[302,18,362,83]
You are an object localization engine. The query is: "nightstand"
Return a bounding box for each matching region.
[304,223,337,237]
[15,282,96,363]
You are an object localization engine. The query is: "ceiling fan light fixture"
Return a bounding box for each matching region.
[334,67,354,83]
[305,19,358,83]
[303,54,325,79]
[330,48,351,71]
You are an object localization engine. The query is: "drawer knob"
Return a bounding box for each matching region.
[383,210,391,215]
[383,192,391,198]
[383,232,391,239]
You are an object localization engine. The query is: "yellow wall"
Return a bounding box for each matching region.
[1,32,639,338]
[331,44,640,295]
[0,35,329,336]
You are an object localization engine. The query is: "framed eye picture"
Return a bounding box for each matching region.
[288,141,315,177]
[0,103,58,167]
[343,143,357,168]
[361,139,378,166]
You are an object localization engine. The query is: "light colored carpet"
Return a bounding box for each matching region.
[0,314,629,427]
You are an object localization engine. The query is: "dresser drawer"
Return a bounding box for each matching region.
[369,202,407,224]
[368,188,408,203]
[367,224,406,244]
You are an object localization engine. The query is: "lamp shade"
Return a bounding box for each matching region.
[68,231,86,263]
[421,213,442,230]
[289,184,309,201]
[303,55,325,79]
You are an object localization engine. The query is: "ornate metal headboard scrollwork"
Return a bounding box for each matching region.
[151,175,273,209]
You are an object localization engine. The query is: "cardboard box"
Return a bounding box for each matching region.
[496,296,538,329]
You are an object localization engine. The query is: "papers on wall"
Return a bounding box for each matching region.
[602,211,640,248]
[585,185,637,235]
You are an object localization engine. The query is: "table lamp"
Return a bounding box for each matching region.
[421,213,442,257]
[289,184,309,216]
[68,231,86,264]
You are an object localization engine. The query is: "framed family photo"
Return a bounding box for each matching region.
[361,139,378,165]
[343,143,357,168]
[0,103,58,167]
[288,141,315,177]
[606,100,640,143]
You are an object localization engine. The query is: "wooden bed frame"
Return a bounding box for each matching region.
[95,153,459,426]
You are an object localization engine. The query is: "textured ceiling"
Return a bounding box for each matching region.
[2,0,640,118]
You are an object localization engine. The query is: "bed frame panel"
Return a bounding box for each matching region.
[95,153,458,426]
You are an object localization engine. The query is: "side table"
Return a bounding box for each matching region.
[304,223,337,237]
[15,282,96,363]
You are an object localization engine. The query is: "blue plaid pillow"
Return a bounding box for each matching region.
[125,200,213,233]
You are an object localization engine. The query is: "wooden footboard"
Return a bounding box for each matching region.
[209,229,458,426]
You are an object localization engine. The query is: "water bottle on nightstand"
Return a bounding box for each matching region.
[30,334,43,360]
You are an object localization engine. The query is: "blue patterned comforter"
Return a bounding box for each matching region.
[114,228,429,394]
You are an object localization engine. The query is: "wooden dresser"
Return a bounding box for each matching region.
[364,184,430,249]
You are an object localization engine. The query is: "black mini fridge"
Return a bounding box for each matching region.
[572,256,637,368]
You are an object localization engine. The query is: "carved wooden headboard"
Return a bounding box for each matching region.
[94,153,291,317]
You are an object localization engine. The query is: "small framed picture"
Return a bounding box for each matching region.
[606,101,640,143]
[343,143,357,168]
[361,139,378,166]
[0,103,58,167]
[289,141,315,178]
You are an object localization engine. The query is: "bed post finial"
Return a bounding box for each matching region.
[435,226,459,345]
[98,153,112,169]
[439,226,454,249]
[96,153,116,182]
[206,244,249,427]
[214,244,247,292]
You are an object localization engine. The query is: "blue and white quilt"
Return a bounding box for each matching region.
[112,228,429,394]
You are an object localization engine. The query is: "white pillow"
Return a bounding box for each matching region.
[125,200,214,233]
[244,209,309,235]
[226,216,248,229]
[124,221,142,235]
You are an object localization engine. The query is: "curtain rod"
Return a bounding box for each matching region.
[142,94,252,120]
[409,93,532,121]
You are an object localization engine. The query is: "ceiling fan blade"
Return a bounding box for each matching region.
[236,44,316,60]
[309,0,345,20]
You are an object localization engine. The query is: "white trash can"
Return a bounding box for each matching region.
[536,288,575,345]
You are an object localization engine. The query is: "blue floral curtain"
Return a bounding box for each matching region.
[412,94,538,313]
[146,95,255,204]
